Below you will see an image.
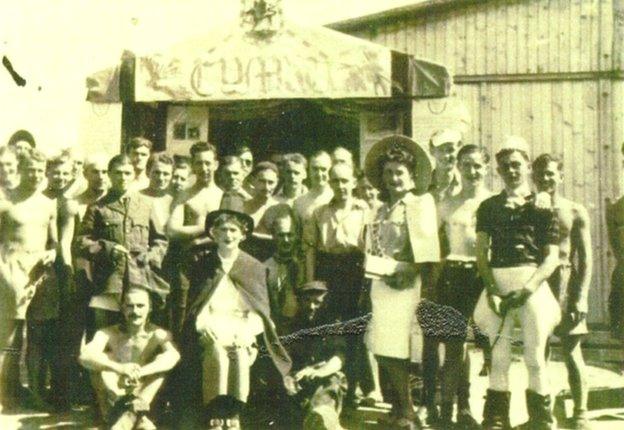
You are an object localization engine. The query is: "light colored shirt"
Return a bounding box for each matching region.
[305,199,368,254]
[195,255,264,347]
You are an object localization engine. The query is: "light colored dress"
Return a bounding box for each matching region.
[366,192,440,360]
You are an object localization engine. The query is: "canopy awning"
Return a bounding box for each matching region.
[86,21,450,103]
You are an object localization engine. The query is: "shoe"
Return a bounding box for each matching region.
[570,414,592,430]
[456,409,481,429]
[516,390,556,430]
[481,390,511,430]
[225,417,241,429]
[208,418,225,430]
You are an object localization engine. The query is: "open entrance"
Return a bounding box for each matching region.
[209,100,360,161]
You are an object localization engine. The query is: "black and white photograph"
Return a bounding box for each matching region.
[1,0,624,428]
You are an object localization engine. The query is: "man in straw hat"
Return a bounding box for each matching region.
[473,136,561,429]
[363,135,439,430]
[173,196,290,430]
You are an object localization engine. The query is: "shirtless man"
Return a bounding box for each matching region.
[436,145,491,428]
[72,153,110,222]
[533,154,593,429]
[166,142,222,334]
[0,149,57,410]
[0,146,20,198]
[80,286,180,429]
[167,141,222,245]
[293,151,333,224]
[141,153,175,235]
[169,157,191,199]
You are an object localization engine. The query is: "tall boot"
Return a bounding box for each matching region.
[481,389,511,430]
[518,390,556,430]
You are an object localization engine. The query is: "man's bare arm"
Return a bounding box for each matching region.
[476,232,497,295]
[523,244,560,293]
[137,331,180,379]
[79,330,124,373]
[572,205,593,314]
[166,203,203,241]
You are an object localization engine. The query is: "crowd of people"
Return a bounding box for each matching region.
[0,126,611,430]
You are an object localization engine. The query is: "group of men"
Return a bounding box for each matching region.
[0,126,607,430]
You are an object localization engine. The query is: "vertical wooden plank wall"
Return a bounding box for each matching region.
[340,0,622,325]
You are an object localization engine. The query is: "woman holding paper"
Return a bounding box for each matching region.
[364,135,440,430]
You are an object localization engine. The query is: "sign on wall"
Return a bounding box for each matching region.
[134,23,392,102]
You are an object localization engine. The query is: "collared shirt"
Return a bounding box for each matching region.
[305,199,368,254]
[370,193,418,262]
[293,186,334,223]
[476,191,559,268]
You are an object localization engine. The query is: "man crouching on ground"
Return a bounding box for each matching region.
[79,286,180,430]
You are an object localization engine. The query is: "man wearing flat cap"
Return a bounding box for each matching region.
[173,199,290,430]
[280,281,347,430]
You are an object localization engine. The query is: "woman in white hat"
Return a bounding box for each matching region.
[364,135,440,429]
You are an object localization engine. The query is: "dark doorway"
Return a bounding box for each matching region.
[209,101,359,161]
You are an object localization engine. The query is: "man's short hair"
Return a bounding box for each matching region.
[84,153,110,171]
[283,153,307,170]
[251,161,279,178]
[120,286,152,307]
[146,152,174,173]
[108,154,133,171]
[220,155,242,168]
[457,145,490,164]
[173,155,191,169]
[189,141,218,159]
[495,148,530,165]
[310,150,331,164]
[127,137,153,152]
[269,204,300,236]
[46,152,73,173]
[19,149,46,170]
[7,129,36,149]
[532,153,563,172]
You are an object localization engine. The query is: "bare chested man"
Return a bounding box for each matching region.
[436,145,492,428]
[533,154,593,429]
[0,149,57,411]
[0,146,20,199]
[167,141,222,245]
[141,152,175,236]
[80,286,180,429]
[166,142,222,334]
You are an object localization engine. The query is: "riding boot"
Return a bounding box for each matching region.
[481,389,511,430]
[517,390,556,430]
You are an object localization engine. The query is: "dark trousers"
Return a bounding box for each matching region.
[26,319,60,403]
[0,319,24,409]
[315,251,371,400]
[377,355,413,420]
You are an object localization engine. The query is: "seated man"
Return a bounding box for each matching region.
[79,286,180,430]
[282,281,346,430]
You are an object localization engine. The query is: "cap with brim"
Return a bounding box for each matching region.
[296,281,328,296]
[429,129,462,148]
[364,135,432,193]
[205,209,254,238]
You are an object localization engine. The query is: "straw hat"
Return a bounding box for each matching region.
[364,135,432,193]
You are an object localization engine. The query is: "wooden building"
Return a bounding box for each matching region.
[331,0,624,327]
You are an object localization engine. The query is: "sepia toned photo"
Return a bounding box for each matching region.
[1,0,623,428]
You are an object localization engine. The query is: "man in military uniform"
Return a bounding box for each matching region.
[77,154,168,330]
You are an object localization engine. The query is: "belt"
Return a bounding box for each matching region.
[446,260,477,269]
